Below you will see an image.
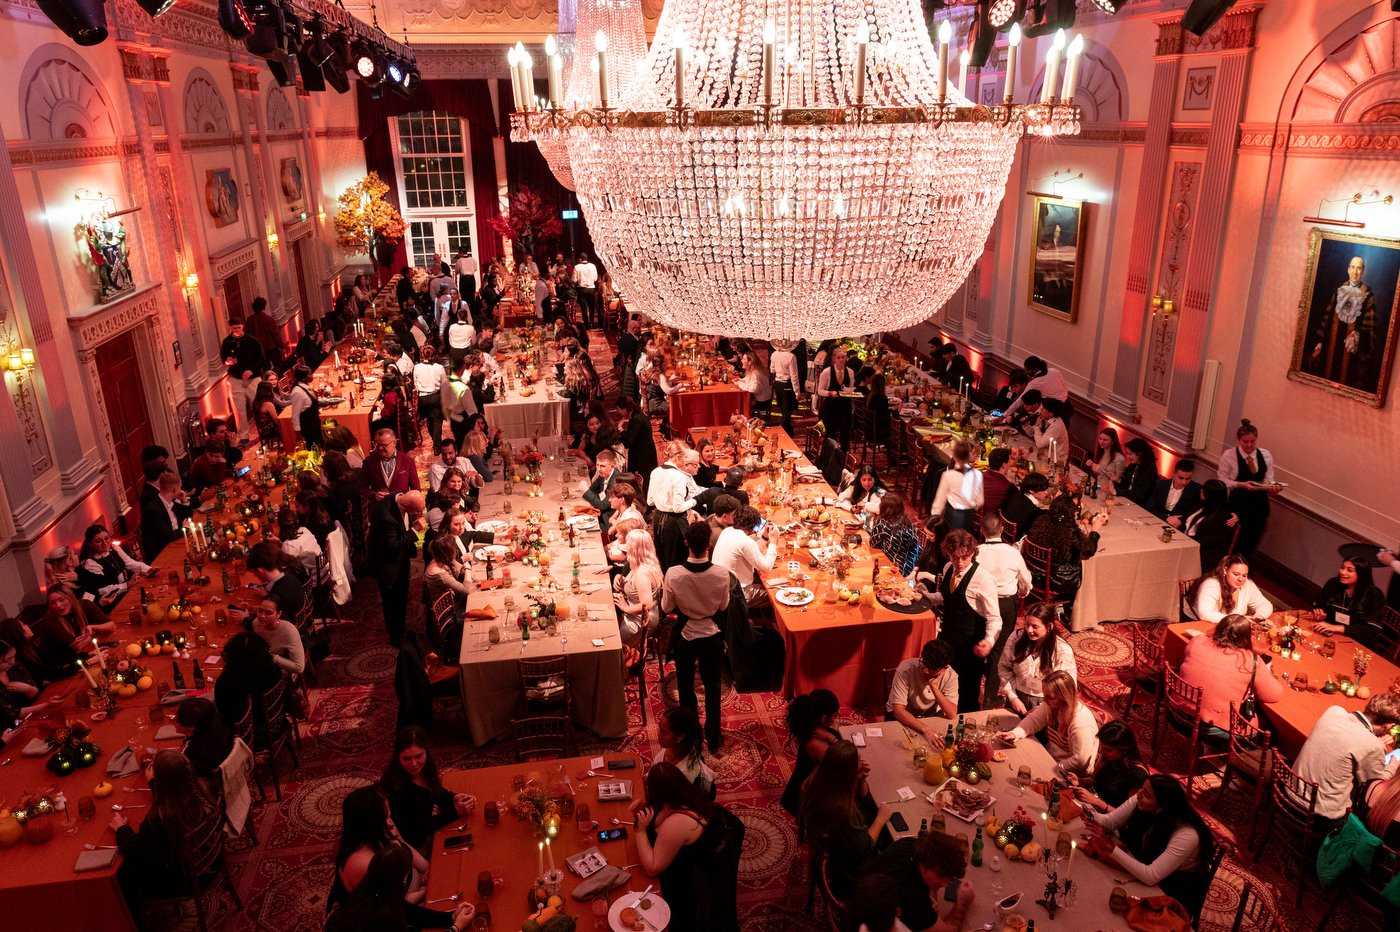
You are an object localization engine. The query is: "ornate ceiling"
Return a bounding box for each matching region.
[343,0,663,46]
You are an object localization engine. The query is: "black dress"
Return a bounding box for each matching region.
[1226,448,1270,555]
[1092,760,1149,809]
[182,719,234,780]
[326,856,454,927]
[645,809,742,932]
[384,780,459,852]
[621,411,659,486]
[1118,461,1159,508]
[779,732,835,816]
[1185,508,1237,574]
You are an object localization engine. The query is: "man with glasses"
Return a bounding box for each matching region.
[360,428,421,501]
[648,447,702,572]
[368,489,427,647]
[886,639,959,738]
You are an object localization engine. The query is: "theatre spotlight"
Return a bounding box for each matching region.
[244,0,288,61]
[322,29,352,93]
[217,0,254,39]
[281,3,304,55]
[987,0,1024,31]
[1022,0,1076,38]
[401,62,421,93]
[267,56,297,87]
[35,0,108,45]
[1181,0,1238,36]
[967,3,998,68]
[1089,0,1127,12]
[135,0,177,17]
[354,40,385,86]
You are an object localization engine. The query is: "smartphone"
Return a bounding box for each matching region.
[598,828,627,842]
[234,465,251,477]
[607,759,636,770]
[888,811,909,833]
[443,834,473,851]
[943,878,962,903]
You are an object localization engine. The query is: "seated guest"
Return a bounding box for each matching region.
[187,438,228,501]
[324,425,366,469]
[1183,555,1273,624]
[695,466,750,515]
[75,523,154,607]
[1087,427,1126,485]
[1005,388,1042,437]
[379,726,474,853]
[705,494,739,552]
[999,472,1050,542]
[174,696,234,783]
[204,418,244,467]
[140,471,195,561]
[249,594,306,676]
[930,440,983,532]
[570,412,622,471]
[864,831,974,932]
[461,430,493,482]
[887,639,959,738]
[869,492,921,575]
[780,689,842,817]
[0,617,82,684]
[272,506,322,581]
[657,706,717,798]
[426,471,470,531]
[981,449,1019,525]
[1180,613,1284,736]
[112,751,220,917]
[608,481,647,530]
[1147,459,1203,522]
[138,459,168,509]
[1292,693,1400,835]
[1312,552,1387,645]
[991,369,1028,413]
[642,364,681,416]
[693,438,722,489]
[328,785,464,929]
[712,505,779,606]
[426,440,481,493]
[838,466,887,519]
[34,585,114,669]
[1182,479,1239,573]
[1087,775,1217,924]
[798,741,895,897]
[294,490,336,547]
[998,601,1078,715]
[940,343,974,390]
[1068,721,1149,812]
[214,631,287,733]
[1024,496,1106,604]
[583,450,622,530]
[1030,398,1069,467]
[613,529,663,648]
[423,535,470,631]
[323,452,362,528]
[228,542,307,623]
[996,670,1099,779]
[0,638,65,731]
[1118,438,1159,507]
[737,352,772,419]
[1356,770,1400,849]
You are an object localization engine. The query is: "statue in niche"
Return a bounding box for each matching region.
[84,209,133,303]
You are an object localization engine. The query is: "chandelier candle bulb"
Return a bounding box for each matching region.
[508,47,524,109]
[1061,34,1084,103]
[673,28,685,106]
[596,30,609,107]
[854,20,869,103]
[1004,24,1021,104]
[1041,29,1066,103]
[523,52,536,110]
[590,58,601,107]
[545,34,560,105]
[959,49,970,96]
[937,21,952,100]
[763,19,776,103]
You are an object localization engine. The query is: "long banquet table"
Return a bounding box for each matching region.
[276,339,380,452]
[701,425,942,707]
[483,381,570,449]
[0,477,294,932]
[458,452,628,745]
[840,710,1163,923]
[1163,609,1400,759]
[668,371,752,435]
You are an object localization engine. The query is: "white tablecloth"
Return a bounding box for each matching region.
[1070,497,1200,631]
[484,386,569,449]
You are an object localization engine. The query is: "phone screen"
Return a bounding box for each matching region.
[755,517,767,535]
[598,828,626,842]
[443,834,473,850]
[235,465,251,477]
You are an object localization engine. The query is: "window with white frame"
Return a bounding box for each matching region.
[391,111,477,269]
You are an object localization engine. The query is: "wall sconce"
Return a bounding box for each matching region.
[5,347,35,375]
[267,231,280,248]
[317,209,326,222]
[74,189,141,218]
[184,272,199,290]
[1027,169,1084,200]
[1150,294,1176,319]
[1304,190,1393,229]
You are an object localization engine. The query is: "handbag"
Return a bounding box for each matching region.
[1239,653,1259,721]
[1125,895,1194,932]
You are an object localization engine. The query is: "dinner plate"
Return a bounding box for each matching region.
[474,545,509,561]
[475,520,508,533]
[568,515,600,530]
[609,894,672,932]
[776,587,814,606]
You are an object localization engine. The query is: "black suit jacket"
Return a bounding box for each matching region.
[694,484,751,516]
[140,495,194,563]
[265,572,307,621]
[1118,461,1159,508]
[999,491,1044,542]
[1147,479,1203,521]
[367,495,418,586]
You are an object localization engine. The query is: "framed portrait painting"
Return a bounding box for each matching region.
[1027,196,1088,322]
[1288,227,1400,408]
[205,169,240,228]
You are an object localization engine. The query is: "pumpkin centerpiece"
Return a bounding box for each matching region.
[43,721,101,776]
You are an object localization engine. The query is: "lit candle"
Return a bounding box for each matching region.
[182,525,191,556]
[79,659,98,689]
[673,27,685,106]
[1004,25,1020,105]
[538,840,544,878]
[959,49,970,96]
[93,638,106,670]
[334,350,341,367]
[763,19,776,103]
[937,21,952,100]
[545,34,561,106]
[595,31,609,107]
[547,837,556,871]
[1041,811,1049,847]
[1068,840,1077,879]
[1041,29,1066,104]
[507,47,523,109]
[854,20,869,104]
[1061,34,1084,102]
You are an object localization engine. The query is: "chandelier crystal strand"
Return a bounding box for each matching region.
[514,0,1080,339]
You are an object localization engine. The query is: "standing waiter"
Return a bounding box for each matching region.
[220,320,267,444]
[815,345,857,450]
[926,530,1003,713]
[975,515,1031,708]
[647,446,702,572]
[454,247,478,302]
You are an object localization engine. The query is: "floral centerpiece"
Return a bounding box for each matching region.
[44,721,101,775]
[946,738,993,783]
[824,550,855,584]
[992,805,1038,851]
[513,785,559,838]
[345,347,369,365]
[519,450,546,482]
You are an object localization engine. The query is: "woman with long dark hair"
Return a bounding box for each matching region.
[324,845,413,932]
[1024,495,1106,604]
[75,523,155,607]
[797,741,894,896]
[1087,427,1126,485]
[213,631,284,731]
[837,465,886,519]
[0,638,65,729]
[1180,613,1283,736]
[864,372,894,444]
[1068,720,1149,812]
[379,726,474,852]
[32,584,114,669]
[174,696,234,783]
[253,380,282,447]
[1312,555,1388,646]
[1088,774,1217,924]
[779,689,841,817]
[112,750,219,915]
[997,601,1078,714]
[1184,554,1273,624]
[570,411,621,471]
[1181,479,1239,574]
[0,617,78,684]
[657,706,717,797]
[1118,437,1159,507]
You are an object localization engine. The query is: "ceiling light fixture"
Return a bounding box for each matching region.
[34,0,108,45]
[988,0,1024,30]
[1181,0,1238,36]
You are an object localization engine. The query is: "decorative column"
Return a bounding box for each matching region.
[1155,37,1256,448]
[297,95,335,312]
[0,108,101,500]
[230,63,284,314]
[248,72,295,320]
[1099,28,1183,424]
[488,78,513,266]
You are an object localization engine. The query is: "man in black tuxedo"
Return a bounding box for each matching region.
[999,473,1051,542]
[367,490,426,647]
[1147,459,1204,524]
[140,471,194,561]
[694,466,751,516]
[583,451,623,533]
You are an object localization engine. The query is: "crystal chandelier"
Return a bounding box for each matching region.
[510,0,1083,340]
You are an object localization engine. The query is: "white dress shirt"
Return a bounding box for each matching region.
[440,374,476,423]
[447,321,477,350]
[647,463,700,514]
[395,353,414,379]
[453,255,478,276]
[1217,445,1275,488]
[712,526,778,592]
[413,361,446,396]
[1002,367,1070,417]
[930,563,1004,647]
[769,350,801,391]
[427,456,480,492]
[281,527,323,581]
[573,262,599,288]
[976,538,1031,597]
[1184,577,1274,623]
[1032,416,1069,465]
[289,383,315,425]
[932,466,985,514]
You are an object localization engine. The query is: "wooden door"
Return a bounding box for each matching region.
[222,272,245,323]
[94,332,156,513]
[291,238,315,321]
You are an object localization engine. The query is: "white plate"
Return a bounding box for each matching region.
[775,587,814,606]
[609,893,672,932]
[475,520,508,533]
[937,779,997,823]
[474,546,509,561]
[568,515,600,529]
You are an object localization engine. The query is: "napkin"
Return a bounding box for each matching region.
[154,724,182,741]
[465,606,497,620]
[572,505,601,516]
[106,746,141,777]
[160,689,192,706]
[74,848,118,872]
[570,865,632,899]
[796,465,823,476]
[22,736,50,757]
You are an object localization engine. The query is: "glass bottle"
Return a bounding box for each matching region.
[971,827,984,867]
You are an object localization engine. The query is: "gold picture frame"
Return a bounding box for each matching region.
[1288,226,1400,408]
[1027,195,1088,322]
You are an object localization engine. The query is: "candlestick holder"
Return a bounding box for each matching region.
[540,867,564,897]
[1035,870,1075,918]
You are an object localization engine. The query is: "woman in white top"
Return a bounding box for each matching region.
[736,351,772,416]
[837,466,886,518]
[997,669,1098,779]
[768,340,802,433]
[1087,427,1126,485]
[1031,398,1070,467]
[998,602,1078,714]
[612,529,663,648]
[1183,554,1273,624]
[1087,774,1216,923]
[930,440,984,532]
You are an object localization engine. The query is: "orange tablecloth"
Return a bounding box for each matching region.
[1163,610,1400,758]
[0,481,289,932]
[670,382,751,435]
[432,755,649,926]
[499,301,535,329]
[700,427,940,706]
[277,339,379,451]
